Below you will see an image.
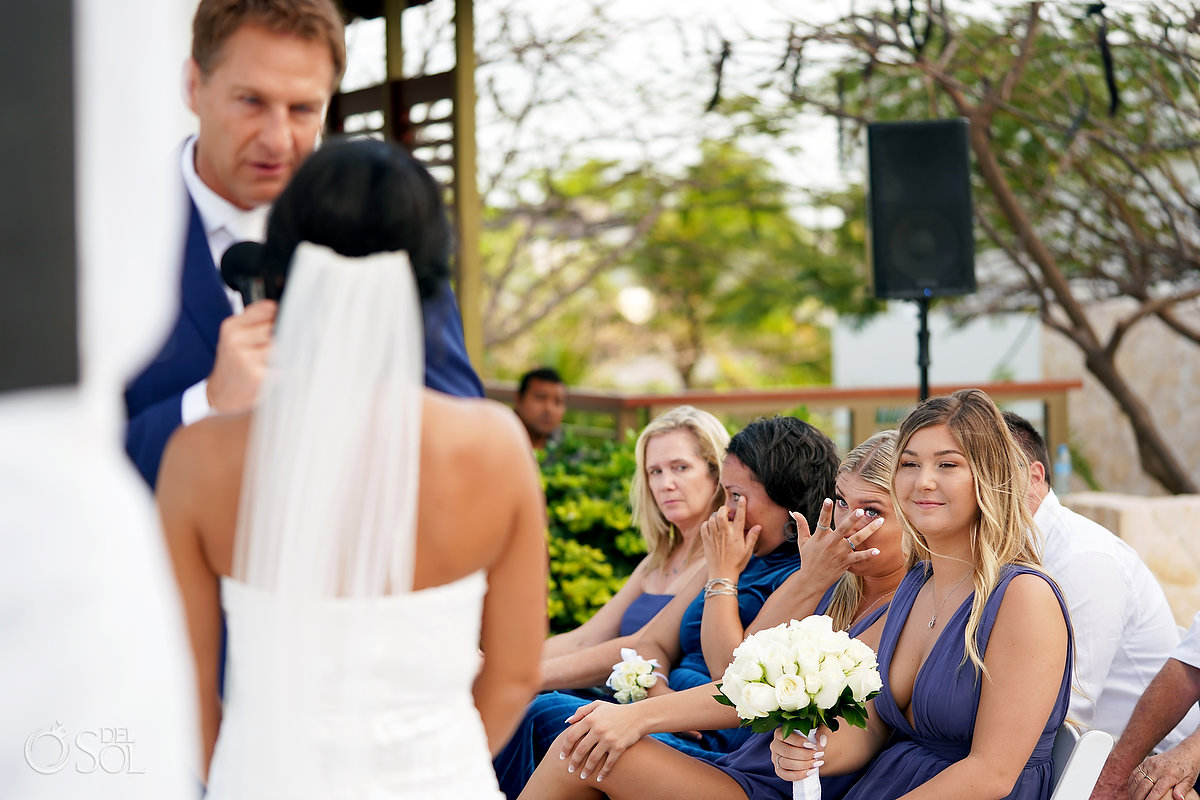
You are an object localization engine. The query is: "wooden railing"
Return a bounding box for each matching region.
[486,379,1083,456]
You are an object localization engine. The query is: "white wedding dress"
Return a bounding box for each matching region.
[203,244,504,798]
[206,572,502,798]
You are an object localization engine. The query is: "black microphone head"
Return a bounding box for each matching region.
[220,241,269,304]
[220,241,264,286]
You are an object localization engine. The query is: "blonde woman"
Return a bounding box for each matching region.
[772,388,1073,800]
[540,406,729,678]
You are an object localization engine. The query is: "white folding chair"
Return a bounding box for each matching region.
[1050,723,1115,800]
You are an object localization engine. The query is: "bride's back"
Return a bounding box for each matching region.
[175,390,537,591]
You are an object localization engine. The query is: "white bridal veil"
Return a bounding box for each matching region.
[227,242,424,794]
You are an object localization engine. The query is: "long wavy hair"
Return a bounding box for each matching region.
[825,430,900,631]
[630,406,729,572]
[891,388,1041,675]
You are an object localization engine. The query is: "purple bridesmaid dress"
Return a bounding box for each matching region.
[841,563,1073,800]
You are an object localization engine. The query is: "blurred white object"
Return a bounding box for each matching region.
[0,1,199,798]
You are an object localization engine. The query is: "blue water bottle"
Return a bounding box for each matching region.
[1053,443,1072,491]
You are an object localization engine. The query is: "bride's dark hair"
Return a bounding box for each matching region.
[259,136,451,300]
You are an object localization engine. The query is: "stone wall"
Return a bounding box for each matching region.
[1041,300,1200,496]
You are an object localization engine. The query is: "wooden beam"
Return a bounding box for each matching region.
[453,0,483,366]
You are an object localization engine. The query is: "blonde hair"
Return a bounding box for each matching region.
[825,430,899,631]
[630,406,729,571]
[891,388,1041,676]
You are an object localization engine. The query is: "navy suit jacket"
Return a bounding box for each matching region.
[124,195,484,487]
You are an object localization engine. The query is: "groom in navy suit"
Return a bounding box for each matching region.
[125,0,483,488]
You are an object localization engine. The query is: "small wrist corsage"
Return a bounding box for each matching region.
[606,648,664,703]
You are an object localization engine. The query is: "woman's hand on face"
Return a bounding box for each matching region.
[771,727,827,781]
[701,495,760,580]
[559,700,650,783]
[794,500,882,590]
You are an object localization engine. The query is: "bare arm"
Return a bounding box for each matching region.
[475,416,550,756]
[157,429,224,781]
[1090,658,1200,800]
[540,559,653,659]
[697,496,761,678]
[556,681,743,780]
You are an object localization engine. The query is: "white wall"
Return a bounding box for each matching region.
[833,303,1042,387]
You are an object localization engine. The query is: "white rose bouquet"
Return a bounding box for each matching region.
[606,648,663,704]
[716,615,882,800]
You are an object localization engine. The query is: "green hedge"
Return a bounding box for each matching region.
[539,432,645,634]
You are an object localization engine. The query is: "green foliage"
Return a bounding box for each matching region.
[539,431,644,633]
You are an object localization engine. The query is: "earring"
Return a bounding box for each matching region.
[784,519,798,542]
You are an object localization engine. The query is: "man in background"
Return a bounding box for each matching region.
[1003,413,1199,771]
[125,0,481,487]
[513,367,567,450]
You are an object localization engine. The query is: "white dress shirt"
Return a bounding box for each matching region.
[1172,611,1200,669]
[178,136,269,424]
[1037,489,1200,750]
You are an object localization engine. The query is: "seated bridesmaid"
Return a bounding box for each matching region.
[771,388,1073,800]
[495,416,840,798]
[515,430,908,800]
[541,406,728,665]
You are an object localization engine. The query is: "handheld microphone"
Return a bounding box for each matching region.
[220,241,268,305]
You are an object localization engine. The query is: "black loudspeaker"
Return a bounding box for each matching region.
[867,119,976,300]
[0,1,78,393]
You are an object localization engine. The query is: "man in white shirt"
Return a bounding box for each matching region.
[1003,414,1200,759]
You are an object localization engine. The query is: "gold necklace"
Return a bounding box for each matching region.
[849,590,896,631]
[927,572,972,628]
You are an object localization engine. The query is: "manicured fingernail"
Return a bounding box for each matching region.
[813,760,825,768]
[819,734,827,747]
[854,508,863,518]
[814,751,824,759]
[596,775,603,783]
[807,768,819,777]
[580,771,588,780]
[567,765,574,773]
[559,751,566,760]
[801,740,816,750]
[871,548,880,555]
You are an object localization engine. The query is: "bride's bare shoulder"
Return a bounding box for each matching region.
[421,393,532,464]
[159,413,251,499]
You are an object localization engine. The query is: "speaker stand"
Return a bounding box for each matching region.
[915,297,931,402]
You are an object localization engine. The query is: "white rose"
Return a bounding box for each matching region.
[720,675,748,706]
[846,666,883,703]
[724,653,767,685]
[737,682,780,719]
[794,644,821,677]
[761,642,794,685]
[814,627,852,656]
[792,615,834,637]
[774,674,809,712]
[846,639,879,669]
[814,662,848,709]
